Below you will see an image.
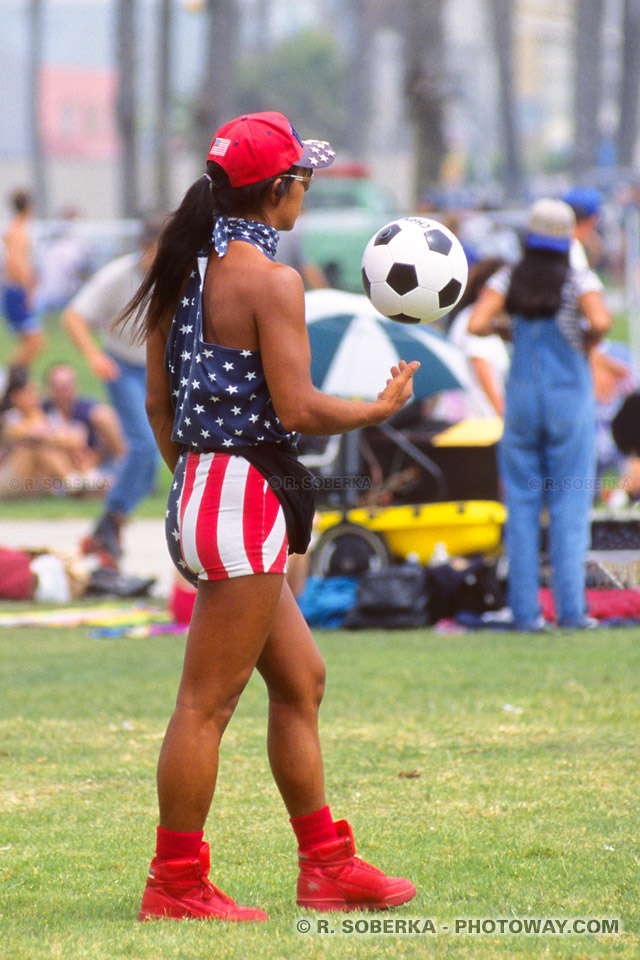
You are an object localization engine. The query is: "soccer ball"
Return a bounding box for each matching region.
[361,217,468,324]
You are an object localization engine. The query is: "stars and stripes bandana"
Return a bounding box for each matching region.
[212,216,279,260]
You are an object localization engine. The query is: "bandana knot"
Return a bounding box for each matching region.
[212,216,279,259]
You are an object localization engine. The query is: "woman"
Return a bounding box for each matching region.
[468,199,611,630]
[120,111,419,921]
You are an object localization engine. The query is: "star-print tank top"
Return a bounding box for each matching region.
[165,217,298,452]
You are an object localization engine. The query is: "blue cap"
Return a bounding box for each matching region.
[562,186,602,220]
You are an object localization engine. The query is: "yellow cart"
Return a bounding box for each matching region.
[310,500,507,576]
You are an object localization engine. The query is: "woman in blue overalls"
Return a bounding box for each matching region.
[468,199,611,630]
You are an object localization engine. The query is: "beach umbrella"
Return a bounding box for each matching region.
[305,289,471,400]
[304,290,471,507]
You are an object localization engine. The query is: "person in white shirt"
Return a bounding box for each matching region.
[61,216,164,566]
[445,257,510,418]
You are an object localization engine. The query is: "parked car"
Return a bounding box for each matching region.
[300,166,400,292]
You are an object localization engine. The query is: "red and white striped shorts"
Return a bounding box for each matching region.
[166,451,288,582]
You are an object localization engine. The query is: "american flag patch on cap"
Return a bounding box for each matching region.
[209,137,231,157]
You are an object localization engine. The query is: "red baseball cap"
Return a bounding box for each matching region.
[207,111,335,187]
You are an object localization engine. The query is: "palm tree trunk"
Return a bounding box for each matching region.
[28,0,47,216]
[488,0,522,198]
[404,0,447,200]
[194,0,239,156]
[572,0,604,179]
[156,0,173,209]
[115,0,139,216]
[617,0,640,170]
[347,0,377,157]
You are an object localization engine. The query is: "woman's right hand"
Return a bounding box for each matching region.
[375,360,420,420]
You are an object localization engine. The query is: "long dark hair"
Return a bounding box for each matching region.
[505,247,570,318]
[118,160,301,342]
[0,365,29,413]
[445,256,506,330]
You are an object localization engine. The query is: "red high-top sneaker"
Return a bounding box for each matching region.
[296,819,416,911]
[138,843,268,922]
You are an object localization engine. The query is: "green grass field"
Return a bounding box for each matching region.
[0,621,638,959]
[1,291,637,957]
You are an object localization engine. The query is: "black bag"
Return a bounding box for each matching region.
[425,558,506,624]
[345,564,429,629]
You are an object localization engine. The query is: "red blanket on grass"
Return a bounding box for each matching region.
[539,588,640,622]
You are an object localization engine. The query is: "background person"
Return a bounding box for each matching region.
[562,185,604,270]
[61,217,164,567]
[43,363,126,484]
[120,110,419,922]
[0,365,96,498]
[434,256,510,421]
[1,189,44,367]
[468,199,611,630]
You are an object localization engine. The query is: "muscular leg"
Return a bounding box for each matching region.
[156,572,284,832]
[256,580,327,817]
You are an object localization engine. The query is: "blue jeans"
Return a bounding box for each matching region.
[104,356,159,516]
[499,317,595,628]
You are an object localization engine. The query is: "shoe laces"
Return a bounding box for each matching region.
[202,875,235,904]
[344,855,386,878]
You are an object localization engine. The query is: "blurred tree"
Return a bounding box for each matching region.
[617,0,640,170]
[572,0,604,179]
[346,0,376,156]
[116,0,139,216]
[236,29,349,148]
[193,0,240,155]
[254,0,271,54]
[28,0,47,215]
[403,0,447,201]
[156,0,173,209]
[488,0,522,198]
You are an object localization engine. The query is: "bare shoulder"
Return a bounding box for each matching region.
[255,259,304,316]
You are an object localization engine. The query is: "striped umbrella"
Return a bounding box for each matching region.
[305,289,470,400]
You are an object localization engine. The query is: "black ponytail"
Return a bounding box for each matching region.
[505,248,570,318]
[117,160,301,342]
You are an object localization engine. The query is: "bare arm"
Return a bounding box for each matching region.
[257,267,419,435]
[61,307,120,381]
[145,321,181,472]
[470,356,504,417]
[467,287,508,337]
[579,289,612,349]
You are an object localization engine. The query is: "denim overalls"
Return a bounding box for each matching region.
[499,314,595,628]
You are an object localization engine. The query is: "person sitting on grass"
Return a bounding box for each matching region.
[0,365,99,499]
[43,363,126,488]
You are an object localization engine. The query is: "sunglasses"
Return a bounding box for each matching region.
[280,173,313,192]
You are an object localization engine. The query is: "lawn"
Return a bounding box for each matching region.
[0,621,637,959]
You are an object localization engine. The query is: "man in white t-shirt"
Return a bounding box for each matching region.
[62,217,163,565]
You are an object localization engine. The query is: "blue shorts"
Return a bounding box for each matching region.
[3,285,41,334]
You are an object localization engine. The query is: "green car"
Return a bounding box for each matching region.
[299,175,400,293]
